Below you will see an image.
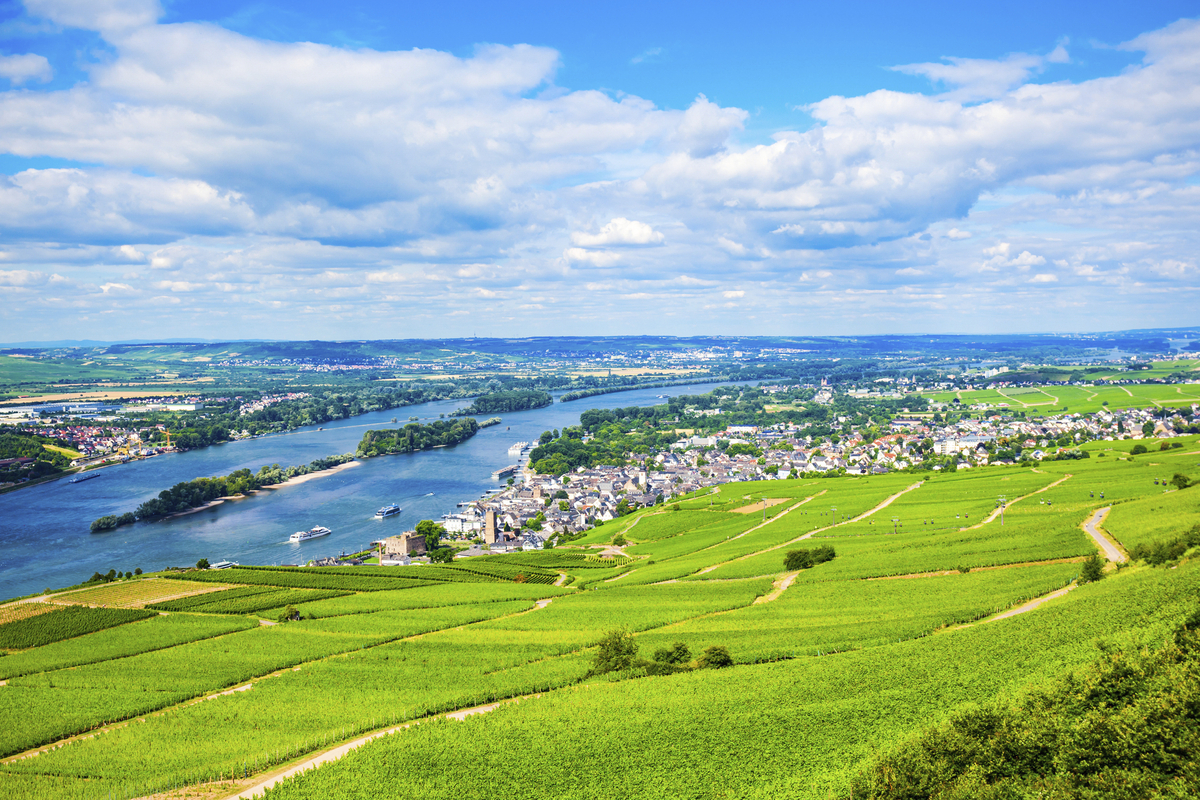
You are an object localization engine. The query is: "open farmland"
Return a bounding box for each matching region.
[921,380,1200,414]
[1,444,1199,799]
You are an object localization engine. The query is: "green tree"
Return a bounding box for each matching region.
[653,642,691,664]
[698,645,734,669]
[196,558,210,569]
[589,628,639,676]
[90,515,118,533]
[785,549,814,570]
[1172,473,1191,490]
[279,604,300,622]
[415,520,445,552]
[1079,553,1104,584]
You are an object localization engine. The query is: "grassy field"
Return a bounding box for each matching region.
[47,577,228,608]
[921,379,1200,414]
[1,446,1199,799]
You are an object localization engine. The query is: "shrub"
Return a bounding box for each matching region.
[278,605,300,622]
[1131,443,1148,455]
[1079,553,1104,584]
[784,545,836,571]
[90,515,118,533]
[698,645,734,669]
[589,628,638,676]
[428,547,455,564]
[653,642,691,665]
[196,558,210,569]
[612,535,627,547]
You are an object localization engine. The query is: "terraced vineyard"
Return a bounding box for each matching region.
[1,435,1198,800]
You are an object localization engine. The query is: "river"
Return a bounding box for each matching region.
[0,381,735,599]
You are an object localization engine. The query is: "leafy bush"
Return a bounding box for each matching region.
[588,628,639,676]
[1130,524,1200,566]
[1078,553,1105,584]
[698,645,734,669]
[784,545,836,571]
[653,641,692,665]
[848,623,1200,799]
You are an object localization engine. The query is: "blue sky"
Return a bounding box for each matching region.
[0,0,1198,340]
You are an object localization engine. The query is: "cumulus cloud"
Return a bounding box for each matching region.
[564,248,622,267]
[0,53,52,85]
[26,0,162,34]
[892,52,1050,102]
[571,218,664,247]
[2,5,1200,337]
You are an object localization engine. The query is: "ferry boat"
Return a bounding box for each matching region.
[375,504,402,518]
[289,525,332,543]
[491,464,519,479]
[70,471,103,484]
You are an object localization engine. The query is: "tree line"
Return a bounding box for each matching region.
[90,453,355,531]
[450,389,552,416]
[356,418,479,458]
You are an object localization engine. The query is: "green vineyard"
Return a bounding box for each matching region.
[1,434,1199,799]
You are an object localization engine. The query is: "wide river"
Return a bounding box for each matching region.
[0,381,734,599]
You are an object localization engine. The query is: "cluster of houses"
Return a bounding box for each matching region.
[380,402,1200,553]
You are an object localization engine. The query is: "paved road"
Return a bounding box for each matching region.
[1082,507,1126,562]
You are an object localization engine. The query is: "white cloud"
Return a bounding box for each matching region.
[0,53,52,85]
[25,0,162,34]
[723,290,744,298]
[564,248,622,267]
[892,47,1067,102]
[1,7,1200,336]
[571,218,664,247]
[717,237,747,256]
[1029,273,1058,283]
[631,47,663,65]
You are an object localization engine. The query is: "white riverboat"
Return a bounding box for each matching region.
[289,525,332,543]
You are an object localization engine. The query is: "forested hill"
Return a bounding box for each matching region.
[452,390,551,416]
[357,418,479,457]
[0,429,71,479]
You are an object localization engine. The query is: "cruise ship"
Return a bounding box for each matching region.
[375,503,402,518]
[289,525,332,543]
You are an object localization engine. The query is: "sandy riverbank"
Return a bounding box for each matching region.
[263,459,361,488]
[161,460,360,518]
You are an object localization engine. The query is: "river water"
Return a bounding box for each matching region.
[0,381,733,599]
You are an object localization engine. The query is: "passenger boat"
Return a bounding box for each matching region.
[375,504,402,518]
[289,525,332,542]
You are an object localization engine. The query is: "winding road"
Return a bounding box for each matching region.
[1082,507,1126,563]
